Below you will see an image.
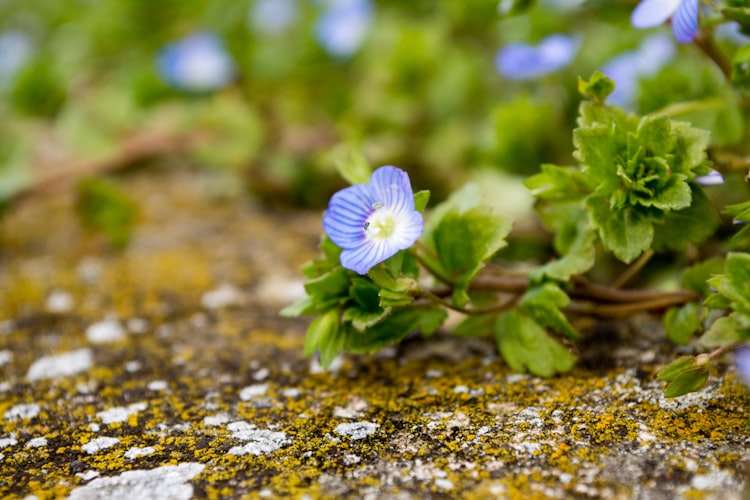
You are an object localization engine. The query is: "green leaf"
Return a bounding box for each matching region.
[280,297,315,317]
[732,45,750,92]
[344,278,392,331]
[336,150,372,185]
[76,177,138,250]
[303,268,351,311]
[432,206,512,306]
[524,164,592,202]
[304,309,345,367]
[414,190,431,213]
[10,55,67,118]
[681,257,725,298]
[657,357,710,398]
[586,197,653,264]
[573,124,621,186]
[651,185,719,252]
[452,314,498,338]
[578,71,615,104]
[344,307,447,353]
[495,310,577,378]
[726,252,750,302]
[378,288,414,308]
[519,283,580,340]
[698,316,744,349]
[530,222,596,283]
[664,303,704,346]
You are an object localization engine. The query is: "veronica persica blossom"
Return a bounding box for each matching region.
[495,34,579,80]
[631,0,699,44]
[735,346,750,388]
[601,34,675,108]
[695,168,724,186]
[323,166,423,275]
[315,0,373,58]
[248,0,298,35]
[158,33,235,93]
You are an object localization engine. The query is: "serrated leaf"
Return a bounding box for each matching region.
[578,71,615,104]
[586,196,653,264]
[519,283,580,340]
[726,252,750,301]
[651,185,719,252]
[378,288,414,308]
[303,268,351,311]
[432,206,512,306]
[573,124,621,185]
[524,164,591,202]
[664,303,704,346]
[495,310,577,378]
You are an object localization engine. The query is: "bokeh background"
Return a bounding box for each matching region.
[0,0,747,248]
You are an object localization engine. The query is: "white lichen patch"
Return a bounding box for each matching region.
[86,318,126,344]
[333,397,369,419]
[147,380,168,391]
[82,436,120,455]
[333,421,379,440]
[125,446,156,459]
[0,350,12,367]
[45,289,74,313]
[26,348,93,381]
[203,413,231,427]
[97,402,147,424]
[0,434,17,449]
[25,437,47,448]
[201,283,241,309]
[4,403,41,420]
[227,421,290,456]
[67,463,205,500]
[239,384,268,401]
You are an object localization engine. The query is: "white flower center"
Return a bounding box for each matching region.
[364,207,396,240]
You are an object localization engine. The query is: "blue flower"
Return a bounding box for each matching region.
[695,168,724,186]
[631,0,699,44]
[600,34,675,109]
[158,32,235,93]
[248,0,298,36]
[495,34,579,81]
[323,166,424,275]
[315,0,373,58]
[0,30,32,91]
[735,346,750,388]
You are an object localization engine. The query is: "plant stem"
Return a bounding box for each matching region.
[695,32,732,81]
[417,286,519,316]
[612,249,654,288]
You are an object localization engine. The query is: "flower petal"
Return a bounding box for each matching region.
[370,165,416,214]
[631,0,681,29]
[323,184,376,248]
[672,0,699,44]
[694,169,724,186]
[340,239,393,275]
[735,346,750,388]
[389,210,424,251]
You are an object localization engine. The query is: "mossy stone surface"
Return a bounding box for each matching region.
[0,170,748,499]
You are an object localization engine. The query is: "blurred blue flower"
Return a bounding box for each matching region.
[695,169,724,186]
[600,34,675,109]
[631,0,699,44]
[249,0,298,36]
[716,21,750,46]
[315,0,373,58]
[323,166,423,275]
[158,33,235,93]
[495,34,579,81]
[735,346,750,388]
[0,30,32,90]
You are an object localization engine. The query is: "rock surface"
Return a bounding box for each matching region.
[0,170,748,499]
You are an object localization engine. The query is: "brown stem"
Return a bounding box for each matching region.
[564,293,697,318]
[8,131,198,209]
[695,33,732,81]
[612,249,653,289]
